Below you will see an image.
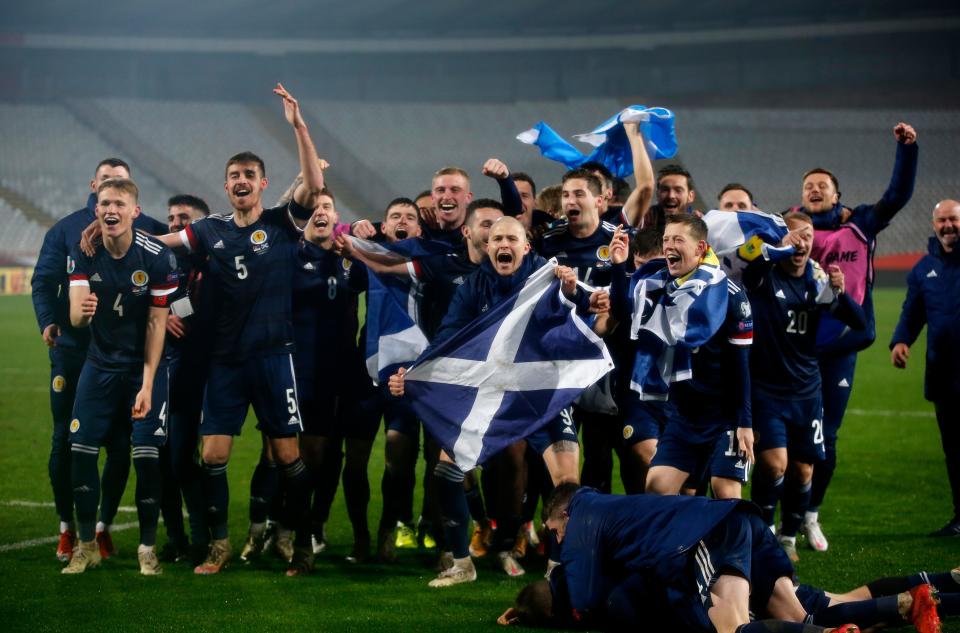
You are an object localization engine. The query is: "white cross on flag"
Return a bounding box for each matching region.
[404,261,613,470]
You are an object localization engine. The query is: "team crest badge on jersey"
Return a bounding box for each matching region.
[341,258,352,272]
[131,270,149,287]
[69,418,80,433]
[250,229,270,254]
[596,245,611,262]
[622,425,634,440]
[52,375,66,393]
[66,256,75,274]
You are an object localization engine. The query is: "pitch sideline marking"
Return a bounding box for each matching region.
[0,500,140,554]
[846,408,934,418]
[0,521,138,553]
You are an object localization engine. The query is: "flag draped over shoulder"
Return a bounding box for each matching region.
[403,261,613,471]
[349,237,451,384]
[703,209,795,282]
[628,248,728,400]
[516,106,677,178]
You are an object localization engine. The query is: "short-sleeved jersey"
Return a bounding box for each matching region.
[292,240,368,393]
[178,202,306,362]
[31,192,167,351]
[408,246,478,340]
[68,234,177,371]
[536,219,623,287]
[746,264,833,399]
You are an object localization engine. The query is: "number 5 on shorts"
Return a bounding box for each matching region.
[285,388,298,414]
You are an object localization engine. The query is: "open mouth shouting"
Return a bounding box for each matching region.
[233,184,252,199]
[394,228,408,240]
[438,201,458,216]
[103,215,120,227]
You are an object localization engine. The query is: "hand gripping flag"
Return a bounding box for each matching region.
[703,209,795,283]
[403,260,614,471]
[516,106,677,178]
[628,248,728,400]
[349,237,453,384]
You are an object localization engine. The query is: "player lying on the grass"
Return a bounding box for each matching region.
[388,216,610,587]
[64,177,177,575]
[501,483,864,633]
[498,484,950,633]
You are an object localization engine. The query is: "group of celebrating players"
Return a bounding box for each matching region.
[30,84,954,633]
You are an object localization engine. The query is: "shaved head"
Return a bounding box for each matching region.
[932,199,960,252]
[933,199,960,219]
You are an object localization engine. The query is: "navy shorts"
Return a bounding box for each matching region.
[201,354,302,439]
[620,394,674,446]
[664,510,754,633]
[70,362,170,448]
[526,407,578,455]
[746,512,796,613]
[652,424,748,485]
[49,346,85,442]
[753,393,826,464]
[381,384,419,438]
[795,583,831,620]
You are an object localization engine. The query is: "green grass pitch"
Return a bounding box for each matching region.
[0,290,956,632]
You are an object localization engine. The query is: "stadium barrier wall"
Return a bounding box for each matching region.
[0,267,33,295]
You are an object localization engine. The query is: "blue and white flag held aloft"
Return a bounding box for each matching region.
[516,106,678,178]
[628,249,728,400]
[403,260,614,471]
[349,237,452,384]
[703,209,795,283]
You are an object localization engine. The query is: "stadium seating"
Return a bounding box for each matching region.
[0,103,171,222]
[0,99,956,261]
[0,200,45,263]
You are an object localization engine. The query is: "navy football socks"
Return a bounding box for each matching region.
[751,474,785,528]
[133,446,162,547]
[249,456,277,525]
[781,478,812,537]
[435,462,470,559]
[201,461,229,540]
[70,445,100,542]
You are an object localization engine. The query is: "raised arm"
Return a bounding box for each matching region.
[482,158,523,217]
[273,158,330,208]
[274,83,324,217]
[620,122,655,227]
[869,122,919,227]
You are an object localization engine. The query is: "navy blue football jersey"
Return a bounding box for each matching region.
[746,263,834,399]
[673,279,753,429]
[292,240,368,393]
[178,202,307,362]
[536,220,624,287]
[68,234,177,371]
[409,245,479,340]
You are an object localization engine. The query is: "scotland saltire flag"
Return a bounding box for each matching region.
[403,260,614,470]
[703,209,795,282]
[628,249,728,400]
[516,106,678,178]
[349,237,452,383]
